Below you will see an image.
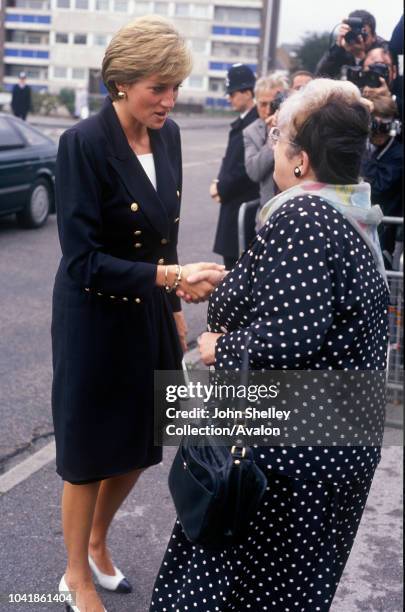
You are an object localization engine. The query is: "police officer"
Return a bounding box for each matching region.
[211,64,260,269]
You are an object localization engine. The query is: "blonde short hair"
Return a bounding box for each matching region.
[102,15,192,99]
[255,71,289,97]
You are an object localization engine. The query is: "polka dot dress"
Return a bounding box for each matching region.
[150,195,389,612]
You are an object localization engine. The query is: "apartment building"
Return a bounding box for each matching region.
[0,0,262,107]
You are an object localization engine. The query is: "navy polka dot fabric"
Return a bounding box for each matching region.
[150,195,389,612]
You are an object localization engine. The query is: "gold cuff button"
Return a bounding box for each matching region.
[161,238,168,245]
[130,202,139,212]
[158,258,165,264]
[134,230,142,235]
[176,190,180,197]
[134,243,142,248]
[135,298,141,304]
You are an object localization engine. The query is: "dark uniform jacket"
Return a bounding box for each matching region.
[361,136,403,255]
[213,106,260,258]
[52,96,182,483]
[11,84,32,119]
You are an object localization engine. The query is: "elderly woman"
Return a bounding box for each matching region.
[243,71,289,218]
[52,16,222,612]
[151,79,389,611]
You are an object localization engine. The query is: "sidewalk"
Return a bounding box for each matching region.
[0,439,402,611]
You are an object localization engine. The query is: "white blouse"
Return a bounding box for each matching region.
[136,153,157,190]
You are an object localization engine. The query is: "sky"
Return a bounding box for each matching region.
[278,0,403,45]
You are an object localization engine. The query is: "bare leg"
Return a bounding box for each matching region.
[62,480,105,611]
[88,469,144,574]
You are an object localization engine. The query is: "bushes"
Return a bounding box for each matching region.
[58,88,75,116]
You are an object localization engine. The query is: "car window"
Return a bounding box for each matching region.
[0,117,25,149]
[14,121,52,147]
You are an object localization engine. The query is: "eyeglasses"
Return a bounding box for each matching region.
[268,127,298,147]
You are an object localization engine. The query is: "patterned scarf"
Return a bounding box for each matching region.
[259,180,388,289]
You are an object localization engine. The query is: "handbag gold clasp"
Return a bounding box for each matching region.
[231,445,246,458]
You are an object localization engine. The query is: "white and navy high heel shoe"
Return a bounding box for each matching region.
[88,555,133,593]
[59,574,107,612]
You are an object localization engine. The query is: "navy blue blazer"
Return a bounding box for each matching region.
[55,95,182,309]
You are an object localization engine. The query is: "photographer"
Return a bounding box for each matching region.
[316,10,385,79]
[243,73,289,227]
[361,46,402,118]
[361,94,402,268]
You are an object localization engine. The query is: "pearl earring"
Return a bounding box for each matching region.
[294,166,302,178]
[117,91,126,99]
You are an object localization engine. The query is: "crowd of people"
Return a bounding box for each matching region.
[211,9,403,271]
[49,10,402,612]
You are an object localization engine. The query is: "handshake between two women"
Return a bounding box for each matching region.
[156,262,228,303]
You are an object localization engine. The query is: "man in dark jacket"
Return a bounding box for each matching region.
[316,10,385,79]
[361,94,402,268]
[11,72,32,120]
[211,64,260,269]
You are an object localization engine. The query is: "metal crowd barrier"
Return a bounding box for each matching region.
[383,217,403,409]
[237,206,403,410]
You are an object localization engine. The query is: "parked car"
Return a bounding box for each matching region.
[0,113,57,228]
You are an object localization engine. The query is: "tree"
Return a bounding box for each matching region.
[295,32,330,73]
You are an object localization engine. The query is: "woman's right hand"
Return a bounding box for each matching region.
[179,262,225,303]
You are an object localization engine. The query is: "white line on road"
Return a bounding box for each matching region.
[0,350,201,495]
[0,440,56,494]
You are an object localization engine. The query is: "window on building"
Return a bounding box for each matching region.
[56,0,70,8]
[189,39,209,53]
[28,32,49,44]
[188,75,204,89]
[54,66,68,78]
[96,0,109,8]
[75,0,88,8]
[72,67,86,80]
[0,118,25,150]
[113,0,127,11]
[212,41,258,60]
[192,4,209,19]
[175,3,189,17]
[94,34,108,46]
[13,0,50,8]
[154,1,168,15]
[209,77,225,93]
[55,32,69,43]
[214,6,260,25]
[5,30,48,44]
[73,33,87,45]
[133,1,150,13]
[6,65,48,79]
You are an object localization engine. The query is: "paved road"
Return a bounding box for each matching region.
[0,116,403,611]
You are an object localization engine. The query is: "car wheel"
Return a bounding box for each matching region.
[17,178,51,229]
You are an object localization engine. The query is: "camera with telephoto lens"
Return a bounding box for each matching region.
[343,17,369,44]
[361,63,390,88]
[371,118,402,137]
[344,63,390,89]
[270,91,288,115]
